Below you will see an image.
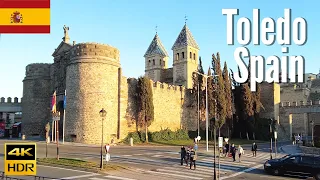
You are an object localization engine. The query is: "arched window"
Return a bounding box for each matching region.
[164,61,165,66]
[159,59,161,65]
[153,59,155,65]
[190,52,192,58]
[193,53,196,60]
[176,53,179,60]
[182,52,185,59]
[148,60,151,66]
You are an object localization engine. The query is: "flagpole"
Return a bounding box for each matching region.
[51,120,54,142]
[63,90,66,144]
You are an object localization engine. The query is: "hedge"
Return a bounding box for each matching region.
[123,128,190,144]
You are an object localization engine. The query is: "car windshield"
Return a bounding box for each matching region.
[279,155,290,160]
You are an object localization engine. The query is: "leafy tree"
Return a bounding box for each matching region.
[222,62,233,137]
[136,76,154,143]
[212,53,226,136]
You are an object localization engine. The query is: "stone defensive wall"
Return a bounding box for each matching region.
[0,97,22,113]
[65,42,121,144]
[22,63,52,137]
[0,97,21,103]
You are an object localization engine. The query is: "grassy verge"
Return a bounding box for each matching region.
[136,139,267,146]
[37,158,126,171]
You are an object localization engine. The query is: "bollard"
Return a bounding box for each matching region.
[130,137,133,146]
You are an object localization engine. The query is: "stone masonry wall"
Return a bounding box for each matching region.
[65,43,120,144]
[22,63,52,138]
[280,85,309,135]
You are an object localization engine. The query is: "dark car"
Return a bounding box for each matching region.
[264,153,320,180]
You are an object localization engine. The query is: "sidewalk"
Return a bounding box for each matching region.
[280,145,302,154]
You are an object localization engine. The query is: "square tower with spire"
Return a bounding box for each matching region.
[144,33,169,82]
[172,24,200,89]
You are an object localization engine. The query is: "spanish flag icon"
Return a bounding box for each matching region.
[0,0,50,33]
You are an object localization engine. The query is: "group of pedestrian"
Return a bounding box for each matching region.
[224,142,258,162]
[180,145,197,170]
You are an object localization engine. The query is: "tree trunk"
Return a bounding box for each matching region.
[145,125,148,143]
[240,132,242,139]
[246,132,249,140]
[253,132,255,140]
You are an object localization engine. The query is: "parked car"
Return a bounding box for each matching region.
[264,153,320,180]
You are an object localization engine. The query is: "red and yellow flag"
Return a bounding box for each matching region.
[0,0,50,33]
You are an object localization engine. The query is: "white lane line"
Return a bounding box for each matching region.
[105,175,137,180]
[152,154,163,157]
[201,158,256,165]
[145,170,203,179]
[122,155,132,157]
[157,169,211,178]
[220,164,263,180]
[58,174,98,179]
[195,162,240,170]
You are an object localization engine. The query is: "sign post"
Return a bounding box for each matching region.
[218,137,223,179]
[274,131,277,158]
[52,112,60,160]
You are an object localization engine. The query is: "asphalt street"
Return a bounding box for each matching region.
[0,139,307,180]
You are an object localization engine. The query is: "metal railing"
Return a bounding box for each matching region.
[0,171,58,180]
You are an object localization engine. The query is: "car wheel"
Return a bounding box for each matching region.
[272,169,280,176]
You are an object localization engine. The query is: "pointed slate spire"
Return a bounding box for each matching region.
[172,24,200,50]
[144,33,168,57]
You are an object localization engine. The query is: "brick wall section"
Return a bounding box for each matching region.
[22,63,52,137]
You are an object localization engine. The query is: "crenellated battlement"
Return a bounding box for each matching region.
[25,63,51,78]
[70,42,120,62]
[281,100,320,107]
[151,80,185,92]
[0,97,22,103]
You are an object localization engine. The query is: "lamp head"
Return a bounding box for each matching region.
[99,108,107,117]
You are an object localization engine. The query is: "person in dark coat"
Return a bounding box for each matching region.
[185,147,191,167]
[189,148,196,170]
[252,142,257,157]
[230,144,236,162]
[225,142,230,157]
[180,146,186,165]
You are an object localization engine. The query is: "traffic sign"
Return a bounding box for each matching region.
[218,137,223,148]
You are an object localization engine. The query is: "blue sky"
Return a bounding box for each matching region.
[0,0,319,98]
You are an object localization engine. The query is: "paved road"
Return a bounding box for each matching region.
[0,140,306,180]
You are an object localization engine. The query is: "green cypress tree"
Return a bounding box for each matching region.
[212,53,227,135]
[222,62,233,137]
[137,76,154,143]
[207,67,215,136]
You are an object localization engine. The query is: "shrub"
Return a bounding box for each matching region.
[123,128,190,144]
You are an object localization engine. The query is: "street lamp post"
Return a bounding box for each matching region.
[310,120,314,147]
[194,71,218,152]
[197,83,200,137]
[269,118,273,160]
[99,108,107,169]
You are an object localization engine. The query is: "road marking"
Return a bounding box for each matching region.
[157,169,211,178]
[122,155,132,157]
[38,164,98,174]
[58,173,98,179]
[259,175,291,179]
[152,154,163,157]
[220,164,263,179]
[105,175,137,180]
[145,170,203,179]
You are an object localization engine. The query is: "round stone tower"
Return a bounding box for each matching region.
[22,63,52,138]
[65,43,120,144]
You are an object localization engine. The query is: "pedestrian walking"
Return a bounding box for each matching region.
[185,147,191,167]
[180,146,186,165]
[189,148,196,170]
[238,145,244,162]
[194,143,198,151]
[230,144,236,162]
[252,142,257,157]
[225,142,230,157]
